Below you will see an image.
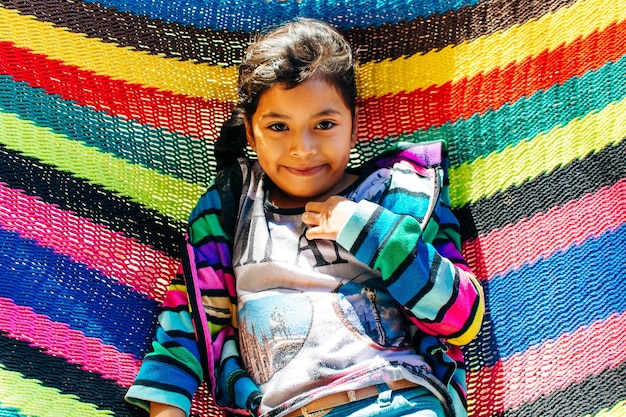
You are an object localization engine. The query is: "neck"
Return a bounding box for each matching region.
[269,172,358,209]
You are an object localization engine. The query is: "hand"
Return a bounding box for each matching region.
[302,196,357,241]
[150,402,186,417]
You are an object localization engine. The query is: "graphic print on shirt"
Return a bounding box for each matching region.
[238,284,412,384]
[234,167,414,386]
[337,282,411,348]
[238,294,312,384]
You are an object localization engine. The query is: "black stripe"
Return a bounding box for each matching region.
[370,215,406,276]
[499,359,626,417]
[446,280,482,340]
[162,304,195,315]
[381,228,419,287]
[0,0,577,65]
[145,354,202,385]
[345,0,577,62]
[455,137,626,242]
[0,145,184,257]
[0,0,248,65]
[350,205,384,255]
[433,268,461,324]
[404,250,440,309]
[165,330,197,340]
[0,332,136,416]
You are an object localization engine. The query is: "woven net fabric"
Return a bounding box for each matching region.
[0,0,625,416]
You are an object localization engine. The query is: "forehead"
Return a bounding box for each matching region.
[254,78,351,118]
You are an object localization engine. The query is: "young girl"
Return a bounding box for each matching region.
[126,18,484,417]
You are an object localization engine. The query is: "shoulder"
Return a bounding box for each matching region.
[368,140,447,172]
[188,158,253,234]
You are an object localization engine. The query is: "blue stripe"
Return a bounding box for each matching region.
[353,206,397,264]
[0,228,160,358]
[0,75,213,186]
[81,0,481,31]
[387,239,440,317]
[469,224,626,369]
[0,406,24,417]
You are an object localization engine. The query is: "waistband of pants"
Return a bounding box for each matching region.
[284,379,420,417]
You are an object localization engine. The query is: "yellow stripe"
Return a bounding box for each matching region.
[0,6,238,101]
[2,0,624,102]
[357,0,626,96]
[449,96,626,207]
[0,111,205,222]
[588,400,626,417]
[0,364,113,417]
[446,274,485,346]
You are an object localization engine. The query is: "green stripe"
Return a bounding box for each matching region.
[0,111,205,222]
[0,365,113,417]
[189,211,225,245]
[402,53,626,167]
[0,75,215,185]
[448,97,626,206]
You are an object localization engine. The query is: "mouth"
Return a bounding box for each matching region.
[284,165,324,176]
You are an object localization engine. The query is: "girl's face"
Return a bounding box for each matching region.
[245,77,357,207]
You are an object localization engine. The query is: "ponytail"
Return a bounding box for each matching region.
[214,107,248,171]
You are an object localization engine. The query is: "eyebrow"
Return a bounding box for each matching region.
[259,108,344,120]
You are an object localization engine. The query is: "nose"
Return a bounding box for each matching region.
[289,130,316,157]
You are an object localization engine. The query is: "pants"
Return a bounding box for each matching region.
[321,385,446,417]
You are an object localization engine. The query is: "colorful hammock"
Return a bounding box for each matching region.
[1,0,625,416]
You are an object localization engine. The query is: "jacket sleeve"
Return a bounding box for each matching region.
[126,173,261,415]
[185,180,262,415]
[336,160,484,346]
[124,264,205,414]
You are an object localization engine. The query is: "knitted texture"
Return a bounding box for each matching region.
[0,0,624,416]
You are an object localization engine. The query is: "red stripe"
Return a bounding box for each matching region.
[466,311,626,414]
[0,41,232,140]
[461,179,626,282]
[356,18,626,138]
[1,19,624,141]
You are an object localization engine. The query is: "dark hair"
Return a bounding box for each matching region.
[214,18,357,170]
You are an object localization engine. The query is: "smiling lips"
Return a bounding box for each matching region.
[284,165,325,176]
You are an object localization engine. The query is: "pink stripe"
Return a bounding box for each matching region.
[163,288,189,308]
[462,179,626,281]
[0,184,177,301]
[0,297,141,386]
[467,311,626,413]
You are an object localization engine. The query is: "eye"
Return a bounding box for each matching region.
[269,123,288,132]
[316,121,336,130]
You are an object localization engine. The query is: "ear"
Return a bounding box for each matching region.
[244,118,256,151]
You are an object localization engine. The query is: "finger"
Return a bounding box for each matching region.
[305,226,330,240]
[301,211,319,226]
[304,200,326,213]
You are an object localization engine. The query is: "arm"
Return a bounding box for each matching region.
[124,264,204,415]
[185,174,262,414]
[127,173,261,415]
[150,402,186,417]
[304,165,484,346]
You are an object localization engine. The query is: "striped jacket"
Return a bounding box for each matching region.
[126,141,484,416]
